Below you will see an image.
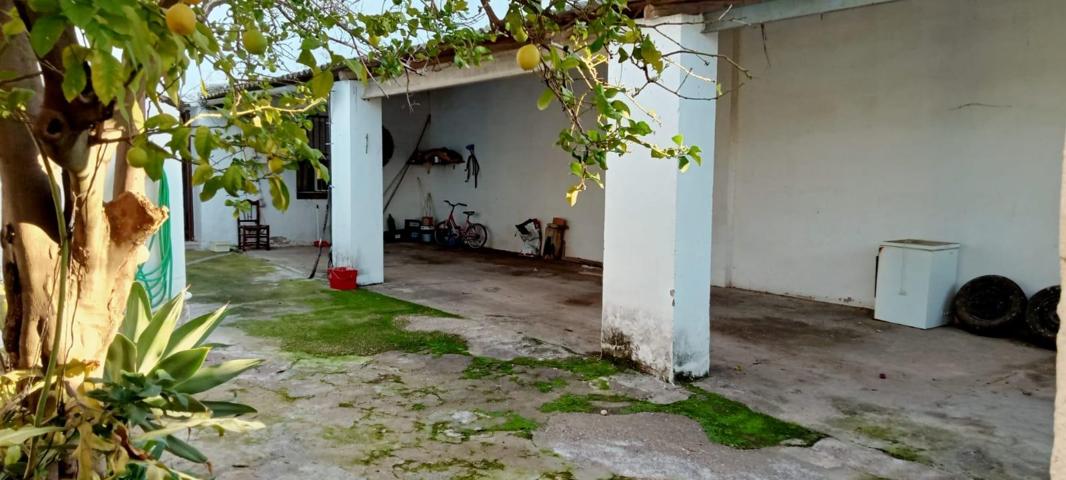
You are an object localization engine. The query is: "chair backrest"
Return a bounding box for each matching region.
[238,200,261,226]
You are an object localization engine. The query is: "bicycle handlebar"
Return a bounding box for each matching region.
[444,200,468,207]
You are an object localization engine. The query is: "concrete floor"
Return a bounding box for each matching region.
[247,243,1055,478]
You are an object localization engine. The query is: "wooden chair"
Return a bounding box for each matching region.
[237,200,271,250]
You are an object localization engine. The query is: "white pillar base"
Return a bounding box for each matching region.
[601,17,718,381]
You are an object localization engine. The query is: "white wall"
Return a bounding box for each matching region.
[711,0,1066,307]
[189,108,327,249]
[381,74,606,262]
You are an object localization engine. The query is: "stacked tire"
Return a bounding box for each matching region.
[952,275,1058,349]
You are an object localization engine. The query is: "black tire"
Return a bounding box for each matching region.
[1024,286,1059,349]
[382,127,394,165]
[953,275,1027,336]
[463,223,488,249]
[434,221,459,247]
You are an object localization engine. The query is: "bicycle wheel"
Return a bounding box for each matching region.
[435,221,459,247]
[463,223,488,249]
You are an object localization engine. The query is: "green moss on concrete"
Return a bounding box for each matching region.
[829,399,943,466]
[480,410,540,439]
[188,252,466,357]
[534,378,567,393]
[539,393,633,414]
[540,386,825,449]
[463,356,620,381]
[233,289,466,357]
[396,458,505,478]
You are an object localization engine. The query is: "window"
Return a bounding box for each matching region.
[297,114,330,199]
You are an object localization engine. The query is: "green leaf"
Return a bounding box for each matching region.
[121,282,152,340]
[153,347,209,385]
[104,333,137,383]
[671,134,684,146]
[173,358,263,394]
[203,401,257,417]
[144,113,178,130]
[167,305,226,355]
[200,177,222,202]
[163,435,208,464]
[309,70,333,99]
[59,45,85,101]
[268,175,289,211]
[29,15,65,56]
[2,16,26,37]
[221,165,242,196]
[536,89,553,111]
[193,126,212,161]
[0,427,63,447]
[27,0,59,14]
[90,49,123,104]
[297,48,317,69]
[136,292,185,373]
[192,164,212,186]
[135,417,263,442]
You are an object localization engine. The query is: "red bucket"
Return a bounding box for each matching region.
[328,267,358,290]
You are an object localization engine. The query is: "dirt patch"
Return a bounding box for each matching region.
[561,294,598,307]
[713,314,868,348]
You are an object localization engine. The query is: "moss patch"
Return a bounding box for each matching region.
[480,410,540,439]
[188,252,467,357]
[463,356,620,380]
[234,288,466,356]
[540,386,824,449]
[534,378,567,393]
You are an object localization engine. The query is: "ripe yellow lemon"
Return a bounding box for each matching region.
[268,158,284,174]
[166,4,196,36]
[243,27,267,55]
[126,146,148,168]
[516,44,540,71]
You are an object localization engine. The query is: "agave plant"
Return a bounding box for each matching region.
[0,283,263,480]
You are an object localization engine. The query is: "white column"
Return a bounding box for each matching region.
[601,17,718,381]
[329,80,384,284]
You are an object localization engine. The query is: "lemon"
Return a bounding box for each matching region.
[243,27,267,55]
[126,146,149,168]
[166,3,196,36]
[516,44,540,71]
[268,158,284,174]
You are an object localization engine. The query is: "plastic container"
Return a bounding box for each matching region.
[328,267,358,290]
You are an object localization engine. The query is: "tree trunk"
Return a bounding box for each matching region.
[0,0,165,373]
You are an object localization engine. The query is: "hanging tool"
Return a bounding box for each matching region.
[384,114,432,212]
[308,186,332,279]
[465,144,480,189]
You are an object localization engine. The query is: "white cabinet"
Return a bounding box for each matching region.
[874,239,960,329]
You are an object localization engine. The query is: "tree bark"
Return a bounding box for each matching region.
[0,0,165,373]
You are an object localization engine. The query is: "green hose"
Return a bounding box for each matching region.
[136,171,173,307]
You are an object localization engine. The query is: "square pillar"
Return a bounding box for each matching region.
[329,80,384,284]
[601,17,718,381]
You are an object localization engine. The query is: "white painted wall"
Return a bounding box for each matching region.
[381,74,606,262]
[188,108,328,250]
[711,0,1066,307]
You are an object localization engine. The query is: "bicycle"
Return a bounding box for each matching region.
[435,200,488,249]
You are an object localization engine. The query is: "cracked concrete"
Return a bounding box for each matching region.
[181,244,1054,479]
